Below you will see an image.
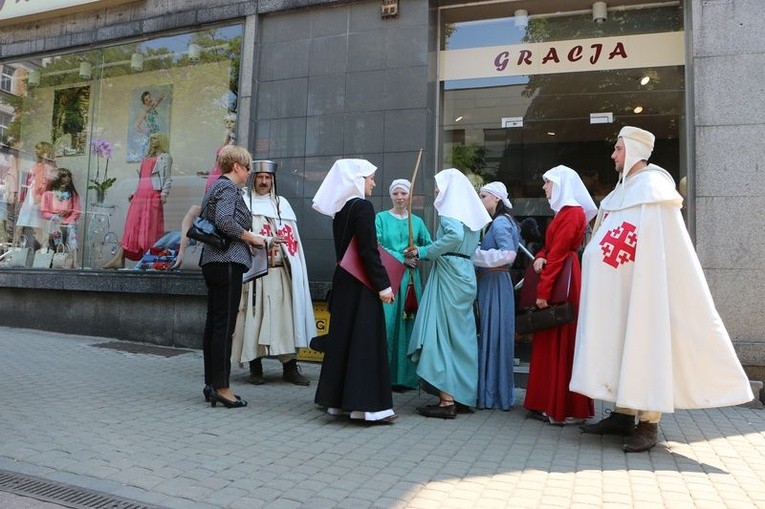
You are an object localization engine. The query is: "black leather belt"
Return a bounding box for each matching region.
[443,252,471,259]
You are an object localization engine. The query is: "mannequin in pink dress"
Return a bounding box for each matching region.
[103,132,172,269]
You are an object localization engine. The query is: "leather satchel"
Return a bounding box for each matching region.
[339,236,406,297]
[516,254,575,335]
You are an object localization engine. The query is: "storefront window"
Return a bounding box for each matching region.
[440,3,685,225]
[0,24,243,270]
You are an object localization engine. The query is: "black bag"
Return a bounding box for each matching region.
[515,302,575,335]
[242,246,268,283]
[187,216,231,251]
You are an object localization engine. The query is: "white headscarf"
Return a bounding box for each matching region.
[543,165,598,222]
[388,178,411,196]
[619,126,655,178]
[479,181,513,209]
[312,158,377,217]
[434,168,492,231]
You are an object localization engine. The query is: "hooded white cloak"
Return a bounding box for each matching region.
[569,164,752,412]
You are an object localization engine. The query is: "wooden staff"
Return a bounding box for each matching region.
[407,148,423,249]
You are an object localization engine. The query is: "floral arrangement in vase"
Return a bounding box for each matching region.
[88,138,116,203]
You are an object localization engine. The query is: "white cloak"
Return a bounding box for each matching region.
[232,191,315,360]
[570,164,752,412]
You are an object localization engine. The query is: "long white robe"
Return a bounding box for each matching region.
[232,192,315,361]
[570,164,752,413]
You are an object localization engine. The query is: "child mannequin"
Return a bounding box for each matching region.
[41,167,81,252]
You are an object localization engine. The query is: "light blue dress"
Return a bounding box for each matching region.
[475,215,520,410]
[408,216,481,406]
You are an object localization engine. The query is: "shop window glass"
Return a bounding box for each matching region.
[0,24,243,270]
[440,4,685,225]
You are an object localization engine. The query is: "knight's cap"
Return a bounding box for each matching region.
[251,160,277,174]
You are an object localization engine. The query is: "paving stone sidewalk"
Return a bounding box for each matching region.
[1,326,765,508]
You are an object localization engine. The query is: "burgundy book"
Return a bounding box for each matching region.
[339,236,406,298]
[518,254,573,308]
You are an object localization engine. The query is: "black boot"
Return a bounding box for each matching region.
[622,421,658,453]
[282,359,310,386]
[580,410,635,436]
[248,358,265,385]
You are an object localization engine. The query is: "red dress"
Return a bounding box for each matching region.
[523,206,594,422]
[121,156,164,261]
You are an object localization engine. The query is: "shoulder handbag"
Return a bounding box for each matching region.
[0,239,34,268]
[187,192,233,251]
[33,247,55,268]
[243,246,268,284]
[515,254,575,335]
[51,244,75,269]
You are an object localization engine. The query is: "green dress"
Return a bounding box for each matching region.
[375,210,432,390]
[407,216,481,406]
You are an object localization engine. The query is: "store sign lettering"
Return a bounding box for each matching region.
[494,42,628,71]
[440,32,685,81]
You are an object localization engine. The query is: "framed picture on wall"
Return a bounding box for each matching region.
[51,85,90,157]
[126,84,172,163]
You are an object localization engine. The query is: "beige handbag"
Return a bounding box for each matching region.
[0,239,34,268]
[33,247,55,268]
[51,244,75,269]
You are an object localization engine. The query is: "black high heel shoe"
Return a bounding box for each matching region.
[203,385,242,403]
[210,389,247,408]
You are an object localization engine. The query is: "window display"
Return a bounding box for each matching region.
[0,24,244,270]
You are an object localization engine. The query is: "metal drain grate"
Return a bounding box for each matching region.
[91,341,191,358]
[0,469,166,509]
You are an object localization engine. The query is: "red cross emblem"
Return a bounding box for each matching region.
[277,224,299,256]
[599,221,637,268]
[259,224,273,236]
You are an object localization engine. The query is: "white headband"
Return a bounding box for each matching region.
[479,181,512,209]
[388,179,411,196]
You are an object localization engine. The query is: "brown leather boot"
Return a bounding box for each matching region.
[580,410,636,436]
[248,358,265,385]
[622,421,658,453]
[282,359,310,386]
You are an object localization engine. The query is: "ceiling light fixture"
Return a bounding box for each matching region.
[592,2,607,23]
[79,62,92,79]
[188,43,201,61]
[640,76,650,86]
[514,9,529,29]
[131,53,144,72]
[454,116,463,122]
[547,131,556,136]
[27,69,40,86]
[633,106,644,114]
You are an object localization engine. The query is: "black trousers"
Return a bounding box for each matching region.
[202,262,245,389]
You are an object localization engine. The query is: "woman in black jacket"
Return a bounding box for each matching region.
[199,145,267,408]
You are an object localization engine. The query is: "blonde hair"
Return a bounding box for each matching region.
[217,145,252,175]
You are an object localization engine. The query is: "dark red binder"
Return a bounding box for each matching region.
[519,254,573,308]
[339,236,406,298]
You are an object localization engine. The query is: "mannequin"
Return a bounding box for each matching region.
[41,167,81,251]
[16,141,57,249]
[103,132,172,269]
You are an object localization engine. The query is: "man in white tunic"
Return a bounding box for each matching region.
[571,126,753,452]
[232,161,316,385]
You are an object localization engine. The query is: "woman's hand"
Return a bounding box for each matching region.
[380,291,394,304]
[404,246,418,259]
[404,257,417,268]
[533,257,546,273]
[243,232,266,248]
[536,298,549,309]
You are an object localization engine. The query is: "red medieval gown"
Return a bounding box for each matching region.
[523,205,594,423]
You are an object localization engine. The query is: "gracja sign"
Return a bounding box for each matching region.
[0,0,136,23]
[440,32,685,81]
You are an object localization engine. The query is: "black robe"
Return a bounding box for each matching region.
[314,198,393,412]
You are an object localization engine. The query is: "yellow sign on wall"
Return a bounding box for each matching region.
[0,0,136,24]
[297,301,329,362]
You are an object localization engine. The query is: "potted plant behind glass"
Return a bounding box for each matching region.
[89,139,116,203]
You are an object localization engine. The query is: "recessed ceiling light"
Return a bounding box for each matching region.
[640,76,650,86]
[454,116,463,122]
[547,131,556,136]
[633,106,644,114]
